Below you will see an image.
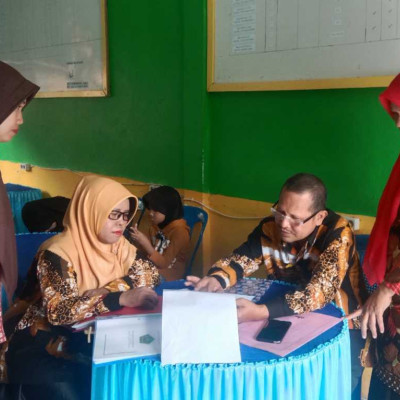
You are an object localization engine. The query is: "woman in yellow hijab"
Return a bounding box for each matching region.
[4,175,160,400]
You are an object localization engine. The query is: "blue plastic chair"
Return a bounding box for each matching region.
[183,205,208,276]
[15,232,58,292]
[355,234,377,293]
[2,232,58,312]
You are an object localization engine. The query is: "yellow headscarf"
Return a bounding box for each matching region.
[41,175,138,295]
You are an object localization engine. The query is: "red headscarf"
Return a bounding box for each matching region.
[363,74,400,285]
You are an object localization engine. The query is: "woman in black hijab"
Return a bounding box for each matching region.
[130,186,190,281]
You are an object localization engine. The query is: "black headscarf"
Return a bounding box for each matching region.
[0,61,40,124]
[142,186,183,229]
[22,196,70,232]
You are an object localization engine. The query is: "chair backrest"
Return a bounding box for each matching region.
[15,232,58,292]
[355,234,377,293]
[2,232,58,312]
[183,205,208,276]
[355,234,369,265]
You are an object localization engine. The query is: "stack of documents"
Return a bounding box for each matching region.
[93,314,161,364]
[92,290,249,365]
[161,290,241,365]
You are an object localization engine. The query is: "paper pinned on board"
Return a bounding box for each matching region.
[238,311,342,357]
[161,290,241,365]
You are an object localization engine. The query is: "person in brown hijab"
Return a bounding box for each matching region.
[0,61,39,343]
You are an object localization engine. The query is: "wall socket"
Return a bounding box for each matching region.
[343,215,360,231]
[20,163,32,172]
[149,184,161,190]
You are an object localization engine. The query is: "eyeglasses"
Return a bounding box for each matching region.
[270,202,322,228]
[108,210,130,221]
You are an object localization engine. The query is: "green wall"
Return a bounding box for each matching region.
[3,0,185,187]
[2,0,399,217]
[208,88,399,216]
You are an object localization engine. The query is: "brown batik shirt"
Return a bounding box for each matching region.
[16,249,161,330]
[208,210,367,324]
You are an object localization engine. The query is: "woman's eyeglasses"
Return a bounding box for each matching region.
[108,211,130,221]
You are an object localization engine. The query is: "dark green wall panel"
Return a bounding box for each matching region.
[2,0,399,217]
[2,0,184,187]
[208,88,400,216]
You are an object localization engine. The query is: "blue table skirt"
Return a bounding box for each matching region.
[91,281,351,400]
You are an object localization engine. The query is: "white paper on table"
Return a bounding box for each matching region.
[161,290,241,365]
[165,288,254,301]
[93,314,161,364]
[233,293,254,301]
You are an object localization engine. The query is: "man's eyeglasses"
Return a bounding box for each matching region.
[270,202,322,228]
[108,210,130,221]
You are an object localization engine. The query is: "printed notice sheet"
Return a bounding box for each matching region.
[93,314,161,364]
[161,290,241,365]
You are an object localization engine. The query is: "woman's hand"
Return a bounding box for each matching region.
[358,284,395,339]
[83,288,109,297]
[129,224,155,255]
[119,287,158,309]
[236,298,269,323]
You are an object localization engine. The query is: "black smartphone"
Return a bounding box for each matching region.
[255,319,292,344]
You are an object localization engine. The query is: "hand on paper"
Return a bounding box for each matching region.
[83,288,109,297]
[236,298,269,323]
[359,284,394,339]
[185,276,223,292]
[119,287,158,309]
[129,224,154,256]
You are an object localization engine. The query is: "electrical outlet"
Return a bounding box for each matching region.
[149,184,161,190]
[20,163,32,172]
[343,216,360,231]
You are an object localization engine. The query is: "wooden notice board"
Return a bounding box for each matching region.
[0,0,109,98]
[208,0,400,91]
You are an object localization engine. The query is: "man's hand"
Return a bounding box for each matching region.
[360,284,394,339]
[185,276,223,292]
[236,298,269,323]
[83,288,109,297]
[119,287,158,309]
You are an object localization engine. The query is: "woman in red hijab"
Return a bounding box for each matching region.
[358,74,400,398]
[0,61,39,342]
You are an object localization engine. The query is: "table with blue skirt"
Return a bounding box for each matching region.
[91,279,351,400]
[5,183,42,233]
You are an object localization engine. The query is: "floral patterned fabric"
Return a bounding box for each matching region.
[208,210,367,321]
[16,249,160,330]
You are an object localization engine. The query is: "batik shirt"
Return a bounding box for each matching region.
[16,249,160,330]
[208,210,366,321]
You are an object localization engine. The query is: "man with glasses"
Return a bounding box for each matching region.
[187,173,366,397]
[188,172,365,318]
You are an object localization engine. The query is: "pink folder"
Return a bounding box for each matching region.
[238,312,343,357]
